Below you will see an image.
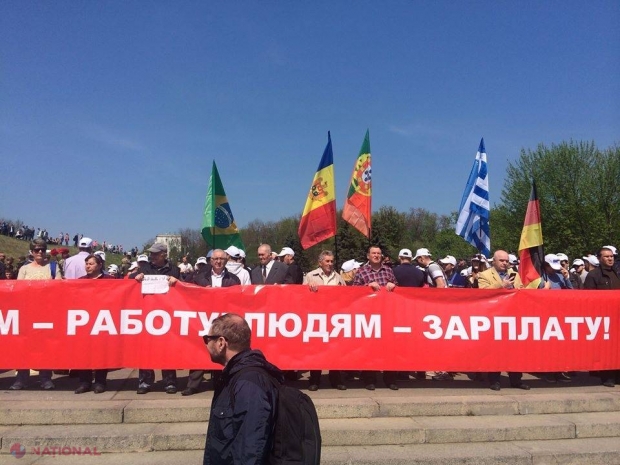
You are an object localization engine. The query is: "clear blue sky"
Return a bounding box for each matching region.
[2,1,618,249]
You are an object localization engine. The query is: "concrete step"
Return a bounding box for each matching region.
[4,438,620,465]
[2,392,620,425]
[2,411,620,454]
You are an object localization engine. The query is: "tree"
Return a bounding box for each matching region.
[497,141,620,258]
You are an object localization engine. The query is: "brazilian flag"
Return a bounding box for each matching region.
[201,161,245,251]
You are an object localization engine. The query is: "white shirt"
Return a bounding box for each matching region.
[211,269,225,288]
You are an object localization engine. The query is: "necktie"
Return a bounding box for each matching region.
[262,265,267,281]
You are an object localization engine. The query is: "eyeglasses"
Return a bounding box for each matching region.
[202,334,226,344]
[211,257,226,261]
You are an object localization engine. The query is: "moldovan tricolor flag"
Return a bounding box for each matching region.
[201,161,245,251]
[518,180,545,288]
[342,130,372,237]
[298,132,337,249]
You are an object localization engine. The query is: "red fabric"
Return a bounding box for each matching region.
[1,280,618,371]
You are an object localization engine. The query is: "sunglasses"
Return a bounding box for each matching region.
[33,248,46,253]
[202,334,226,344]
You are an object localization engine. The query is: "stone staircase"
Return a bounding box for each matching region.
[1,370,620,464]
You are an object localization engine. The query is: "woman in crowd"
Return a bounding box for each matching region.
[74,254,115,394]
[11,238,61,390]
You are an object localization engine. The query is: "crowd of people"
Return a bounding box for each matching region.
[3,235,619,395]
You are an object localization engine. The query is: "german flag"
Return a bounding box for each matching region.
[298,132,337,249]
[518,180,544,288]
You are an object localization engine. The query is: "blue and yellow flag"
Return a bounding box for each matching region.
[201,161,245,251]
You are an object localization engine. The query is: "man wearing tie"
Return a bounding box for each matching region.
[250,244,293,285]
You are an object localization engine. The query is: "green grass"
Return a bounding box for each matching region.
[0,235,124,266]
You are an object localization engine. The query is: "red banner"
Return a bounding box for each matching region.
[1,280,619,371]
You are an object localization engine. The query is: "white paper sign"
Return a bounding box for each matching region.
[141,275,170,294]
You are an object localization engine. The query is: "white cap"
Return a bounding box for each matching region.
[79,237,93,248]
[603,245,617,255]
[94,251,106,262]
[544,253,562,271]
[439,255,457,266]
[108,264,119,272]
[571,258,585,268]
[225,246,241,258]
[556,253,569,262]
[341,259,362,272]
[413,248,431,259]
[583,255,600,266]
[508,254,519,264]
[278,247,295,257]
[128,261,138,271]
[238,249,246,258]
[398,248,413,258]
[196,257,208,265]
[137,254,149,263]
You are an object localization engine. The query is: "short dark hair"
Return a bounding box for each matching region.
[210,313,251,351]
[367,245,382,253]
[598,247,615,258]
[85,254,104,267]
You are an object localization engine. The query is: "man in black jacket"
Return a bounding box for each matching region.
[584,246,620,387]
[183,249,241,396]
[130,242,181,394]
[203,313,282,465]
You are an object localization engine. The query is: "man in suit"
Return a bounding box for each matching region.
[478,249,529,391]
[477,250,524,289]
[250,244,293,284]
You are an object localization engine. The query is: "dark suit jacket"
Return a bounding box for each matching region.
[250,260,292,284]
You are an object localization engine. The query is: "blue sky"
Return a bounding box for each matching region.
[2,1,618,249]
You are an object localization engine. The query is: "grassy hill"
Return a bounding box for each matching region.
[0,235,124,266]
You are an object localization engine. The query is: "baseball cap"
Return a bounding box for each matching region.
[137,254,149,263]
[196,257,208,265]
[225,246,241,258]
[278,247,295,257]
[413,248,432,259]
[603,245,617,255]
[544,253,562,271]
[341,259,362,272]
[571,258,585,268]
[147,243,167,253]
[439,255,457,266]
[238,249,246,258]
[79,237,93,248]
[583,255,599,266]
[398,248,413,258]
[508,254,519,265]
[128,261,138,271]
[556,253,569,262]
[108,264,119,272]
[94,251,106,262]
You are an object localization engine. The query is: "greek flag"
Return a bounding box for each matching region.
[455,138,491,257]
